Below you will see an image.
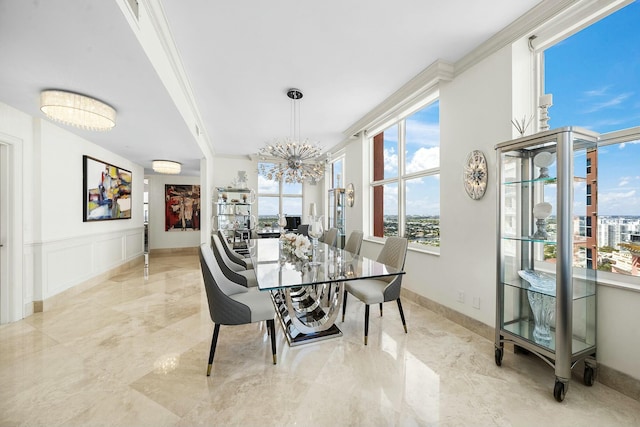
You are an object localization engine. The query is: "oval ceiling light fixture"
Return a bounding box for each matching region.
[152,160,181,174]
[40,90,116,131]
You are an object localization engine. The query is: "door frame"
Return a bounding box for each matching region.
[0,132,24,324]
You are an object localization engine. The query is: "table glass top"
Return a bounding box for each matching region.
[248,238,404,291]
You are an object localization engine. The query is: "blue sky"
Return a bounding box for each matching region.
[546,1,640,216]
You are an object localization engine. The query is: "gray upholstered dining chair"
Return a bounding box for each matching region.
[323,227,339,248]
[199,244,276,376]
[212,234,258,288]
[341,236,408,345]
[344,230,364,255]
[217,229,253,269]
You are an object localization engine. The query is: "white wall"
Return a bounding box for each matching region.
[340,142,364,238]
[147,174,201,250]
[35,121,144,301]
[347,43,640,382]
[0,102,145,320]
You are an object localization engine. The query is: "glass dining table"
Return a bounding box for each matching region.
[248,238,405,346]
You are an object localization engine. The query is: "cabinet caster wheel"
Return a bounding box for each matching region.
[584,366,595,386]
[495,348,503,366]
[553,380,566,402]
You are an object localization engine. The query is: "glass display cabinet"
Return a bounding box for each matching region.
[328,188,345,248]
[214,187,255,254]
[495,127,598,402]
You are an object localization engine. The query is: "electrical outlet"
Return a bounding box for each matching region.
[473,296,481,309]
[457,290,465,303]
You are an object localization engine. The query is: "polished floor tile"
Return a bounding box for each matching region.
[1,252,639,426]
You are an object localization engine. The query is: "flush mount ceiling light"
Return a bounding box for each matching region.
[152,160,181,174]
[258,88,329,184]
[40,90,116,131]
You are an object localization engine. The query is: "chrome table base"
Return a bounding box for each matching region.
[270,282,345,346]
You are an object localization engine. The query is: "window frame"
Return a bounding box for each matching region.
[368,94,441,253]
[533,1,640,287]
[256,161,303,227]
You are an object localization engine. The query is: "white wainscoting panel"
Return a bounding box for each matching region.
[39,227,144,300]
[125,230,144,259]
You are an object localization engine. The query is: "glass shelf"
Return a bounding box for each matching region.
[503,319,596,354]
[502,235,557,244]
[501,278,596,299]
[503,177,557,185]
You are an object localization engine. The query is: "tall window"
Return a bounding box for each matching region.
[257,162,302,229]
[543,1,640,278]
[332,157,344,189]
[371,99,440,248]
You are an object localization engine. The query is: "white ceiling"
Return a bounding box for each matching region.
[0,0,541,176]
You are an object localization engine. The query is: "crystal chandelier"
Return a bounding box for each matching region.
[40,90,116,131]
[259,89,328,184]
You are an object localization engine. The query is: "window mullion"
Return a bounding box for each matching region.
[398,120,406,238]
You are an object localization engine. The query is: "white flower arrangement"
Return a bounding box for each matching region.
[282,233,311,260]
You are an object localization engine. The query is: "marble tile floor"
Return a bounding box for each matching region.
[1,252,639,427]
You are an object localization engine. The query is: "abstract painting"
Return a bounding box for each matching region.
[165,184,200,231]
[83,155,132,221]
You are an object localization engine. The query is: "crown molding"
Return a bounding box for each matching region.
[453,0,578,77]
[343,60,453,138]
[528,0,632,51]
[340,0,585,141]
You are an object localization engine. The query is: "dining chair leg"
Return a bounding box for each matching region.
[396,298,408,333]
[364,304,370,345]
[342,290,348,322]
[267,319,277,364]
[207,324,221,376]
[379,303,383,317]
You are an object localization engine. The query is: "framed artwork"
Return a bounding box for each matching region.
[83,156,132,221]
[165,184,201,231]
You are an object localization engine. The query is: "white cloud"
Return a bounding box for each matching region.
[619,176,631,186]
[257,174,279,193]
[582,92,633,114]
[583,86,611,97]
[619,140,640,149]
[384,147,398,173]
[406,147,439,174]
[405,120,440,148]
[598,189,637,207]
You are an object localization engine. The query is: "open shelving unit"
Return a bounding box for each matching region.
[214,187,254,254]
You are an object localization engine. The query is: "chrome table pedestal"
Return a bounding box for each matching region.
[270,281,344,346]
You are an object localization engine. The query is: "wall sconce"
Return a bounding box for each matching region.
[346,183,355,207]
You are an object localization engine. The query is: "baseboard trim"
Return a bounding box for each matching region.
[401,288,640,402]
[401,288,494,341]
[149,247,198,256]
